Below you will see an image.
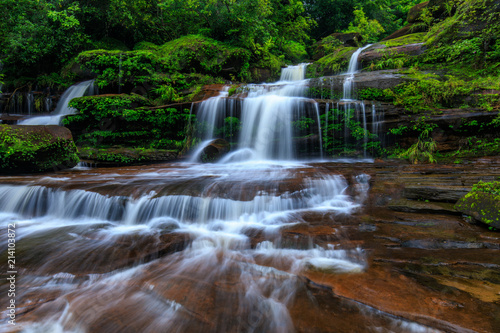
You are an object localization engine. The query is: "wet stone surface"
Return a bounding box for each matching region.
[0,159,499,332]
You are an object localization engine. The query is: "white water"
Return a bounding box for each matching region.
[0,162,372,332]
[342,44,372,101]
[191,64,322,161]
[318,44,383,157]
[18,80,95,125]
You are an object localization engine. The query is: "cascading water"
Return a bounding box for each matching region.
[319,44,384,157]
[0,162,379,332]
[18,80,96,125]
[342,44,372,101]
[191,64,322,162]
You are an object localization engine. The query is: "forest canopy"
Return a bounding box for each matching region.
[0,0,424,79]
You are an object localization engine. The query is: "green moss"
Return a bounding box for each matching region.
[306,46,356,78]
[381,33,427,48]
[455,181,500,229]
[0,125,79,173]
[384,70,500,112]
[422,0,500,74]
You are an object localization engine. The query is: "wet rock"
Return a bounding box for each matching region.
[388,199,458,214]
[308,70,407,98]
[190,84,227,102]
[0,124,79,174]
[0,114,25,124]
[196,138,230,163]
[401,239,486,249]
[78,147,178,167]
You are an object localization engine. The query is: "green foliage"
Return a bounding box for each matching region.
[292,116,315,132]
[64,95,193,150]
[75,35,252,87]
[381,32,427,48]
[398,129,437,164]
[283,41,308,63]
[0,0,91,76]
[152,85,181,105]
[455,180,500,229]
[321,108,382,156]
[471,181,500,196]
[343,7,385,43]
[356,87,394,102]
[0,124,79,173]
[78,146,178,165]
[422,0,500,73]
[305,0,421,40]
[214,117,241,141]
[385,73,500,112]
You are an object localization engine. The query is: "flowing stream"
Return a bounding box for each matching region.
[0,47,443,333]
[18,80,95,126]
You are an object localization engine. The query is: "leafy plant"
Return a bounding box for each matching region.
[398,129,437,164]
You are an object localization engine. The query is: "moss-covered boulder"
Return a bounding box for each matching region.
[455,181,500,229]
[0,125,79,174]
[307,46,356,77]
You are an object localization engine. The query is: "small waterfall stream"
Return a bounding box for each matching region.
[191,64,322,162]
[18,80,96,125]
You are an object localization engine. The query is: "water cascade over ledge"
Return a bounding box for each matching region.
[0,47,457,333]
[18,80,96,125]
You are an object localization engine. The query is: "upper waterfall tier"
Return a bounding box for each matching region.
[279,63,309,82]
[18,80,96,125]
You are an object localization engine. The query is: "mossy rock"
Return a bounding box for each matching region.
[72,35,252,85]
[425,0,500,46]
[407,1,429,23]
[455,181,500,229]
[380,33,427,48]
[0,125,79,174]
[307,46,357,78]
[78,147,178,167]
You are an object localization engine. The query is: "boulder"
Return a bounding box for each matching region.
[196,138,230,163]
[358,43,425,65]
[0,125,79,173]
[455,181,500,229]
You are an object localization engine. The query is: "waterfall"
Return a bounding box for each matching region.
[191,64,322,162]
[18,80,95,125]
[280,63,309,81]
[316,44,384,157]
[342,44,372,101]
